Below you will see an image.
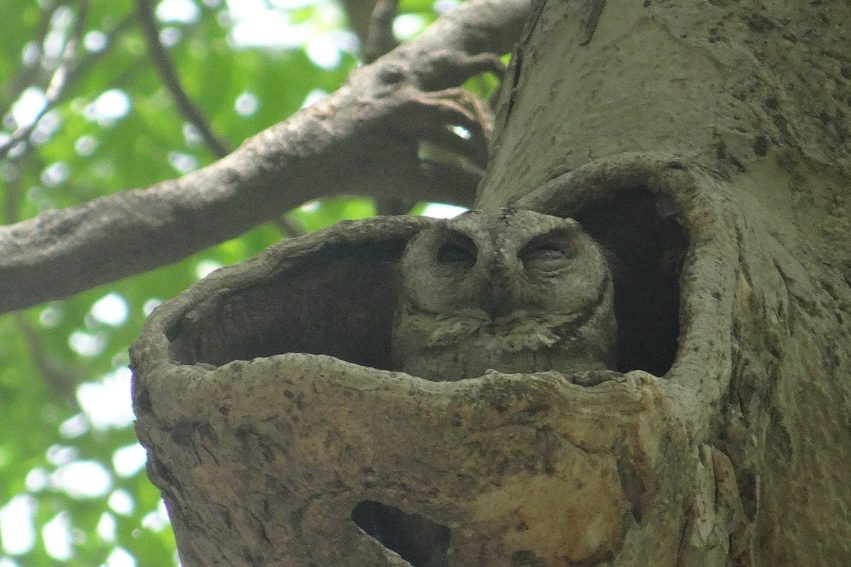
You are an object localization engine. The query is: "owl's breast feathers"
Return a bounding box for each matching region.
[399,303,606,354]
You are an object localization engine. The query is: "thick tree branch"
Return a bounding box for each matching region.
[0,0,530,314]
[136,0,230,158]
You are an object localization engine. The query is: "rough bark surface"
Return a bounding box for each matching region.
[131,0,851,565]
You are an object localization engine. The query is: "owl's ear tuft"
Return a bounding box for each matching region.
[162,216,436,370]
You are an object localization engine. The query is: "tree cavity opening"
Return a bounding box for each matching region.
[575,188,687,376]
[351,500,451,566]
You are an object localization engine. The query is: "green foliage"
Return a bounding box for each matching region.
[0,0,464,565]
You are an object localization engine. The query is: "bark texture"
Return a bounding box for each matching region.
[483,0,851,562]
[132,0,850,565]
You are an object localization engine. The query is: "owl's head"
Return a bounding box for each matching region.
[399,208,612,321]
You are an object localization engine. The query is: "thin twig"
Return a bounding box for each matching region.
[338,0,378,49]
[0,12,135,164]
[136,0,231,158]
[0,1,61,118]
[363,0,399,63]
[2,11,135,241]
[64,13,136,94]
[2,153,34,225]
[374,197,412,216]
[15,313,81,402]
[275,214,307,238]
[0,0,89,161]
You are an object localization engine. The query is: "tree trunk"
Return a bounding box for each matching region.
[483,1,851,561]
[130,0,851,565]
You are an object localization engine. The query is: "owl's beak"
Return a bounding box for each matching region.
[484,280,512,319]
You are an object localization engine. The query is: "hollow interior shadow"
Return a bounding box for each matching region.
[351,500,450,567]
[166,238,407,368]
[575,189,687,375]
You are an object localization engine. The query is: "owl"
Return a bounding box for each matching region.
[391,208,617,381]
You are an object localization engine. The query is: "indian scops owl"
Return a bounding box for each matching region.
[391,209,617,381]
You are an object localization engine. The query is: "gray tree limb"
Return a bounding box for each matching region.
[0,0,531,314]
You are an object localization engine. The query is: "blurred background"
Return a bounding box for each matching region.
[0,0,490,564]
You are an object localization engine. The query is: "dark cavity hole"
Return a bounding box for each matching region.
[575,189,688,375]
[351,500,451,567]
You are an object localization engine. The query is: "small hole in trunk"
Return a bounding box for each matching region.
[351,500,451,567]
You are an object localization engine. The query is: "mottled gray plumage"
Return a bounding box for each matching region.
[392,208,617,381]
